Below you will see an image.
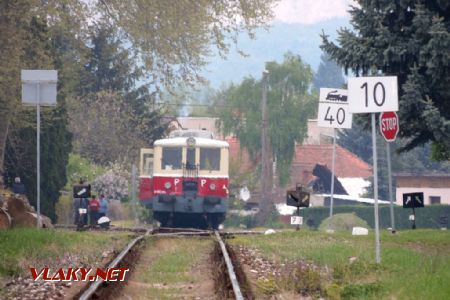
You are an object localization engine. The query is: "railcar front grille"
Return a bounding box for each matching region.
[182,163,198,178]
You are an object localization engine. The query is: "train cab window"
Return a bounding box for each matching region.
[161,147,182,170]
[200,148,220,171]
[143,153,153,175]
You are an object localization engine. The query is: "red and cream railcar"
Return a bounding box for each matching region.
[139,130,229,229]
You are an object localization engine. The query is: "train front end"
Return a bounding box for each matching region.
[139,130,229,229]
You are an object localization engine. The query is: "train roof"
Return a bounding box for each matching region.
[154,137,229,148]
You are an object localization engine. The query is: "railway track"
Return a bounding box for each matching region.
[76,228,252,299]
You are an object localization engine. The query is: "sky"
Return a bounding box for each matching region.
[274,0,355,24]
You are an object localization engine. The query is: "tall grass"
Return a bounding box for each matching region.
[0,228,130,277]
[230,229,450,299]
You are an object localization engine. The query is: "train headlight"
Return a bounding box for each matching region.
[164,182,172,189]
[209,183,216,191]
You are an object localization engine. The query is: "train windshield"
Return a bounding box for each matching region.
[200,148,220,171]
[161,147,182,170]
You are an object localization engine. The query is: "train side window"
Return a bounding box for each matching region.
[200,148,220,171]
[161,147,182,170]
[186,148,196,169]
[143,153,153,175]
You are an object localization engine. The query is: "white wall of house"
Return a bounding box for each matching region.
[396,187,450,205]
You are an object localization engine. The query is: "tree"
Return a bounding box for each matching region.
[4,15,72,221]
[214,52,316,223]
[321,1,450,160]
[95,0,277,92]
[69,22,166,165]
[0,0,35,185]
[69,91,165,165]
[313,53,345,90]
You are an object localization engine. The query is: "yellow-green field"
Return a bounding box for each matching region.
[230,229,450,299]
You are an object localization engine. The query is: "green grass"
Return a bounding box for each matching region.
[0,228,131,278]
[127,237,214,299]
[229,229,450,299]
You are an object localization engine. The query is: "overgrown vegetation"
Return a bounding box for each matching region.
[230,229,450,299]
[0,228,131,279]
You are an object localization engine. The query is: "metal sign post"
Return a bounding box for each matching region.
[330,128,336,217]
[348,76,398,265]
[317,88,352,218]
[21,70,57,229]
[371,113,381,264]
[380,111,399,234]
[386,142,395,233]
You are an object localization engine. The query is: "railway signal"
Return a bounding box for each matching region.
[348,75,398,265]
[286,185,310,231]
[403,192,424,230]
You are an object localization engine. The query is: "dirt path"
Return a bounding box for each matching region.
[119,237,216,299]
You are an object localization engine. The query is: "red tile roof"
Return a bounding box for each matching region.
[294,144,372,178]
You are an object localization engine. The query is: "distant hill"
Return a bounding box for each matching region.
[201,18,351,88]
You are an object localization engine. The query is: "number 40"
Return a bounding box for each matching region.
[325,107,345,125]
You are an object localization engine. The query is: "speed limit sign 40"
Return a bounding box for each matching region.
[348,76,398,113]
[318,88,352,129]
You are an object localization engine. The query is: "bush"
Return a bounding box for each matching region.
[319,213,370,232]
[303,205,450,230]
[65,153,105,190]
[55,193,73,224]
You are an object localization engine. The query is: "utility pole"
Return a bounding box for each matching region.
[258,70,272,225]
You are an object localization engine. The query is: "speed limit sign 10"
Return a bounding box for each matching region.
[317,88,352,129]
[348,76,398,113]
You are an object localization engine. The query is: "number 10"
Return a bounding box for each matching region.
[361,82,386,107]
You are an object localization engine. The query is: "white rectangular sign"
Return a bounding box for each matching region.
[21,70,57,106]
[318,88,352,129]
[291,216,303,225]
[21,70,57,82]
[348,76,398,113]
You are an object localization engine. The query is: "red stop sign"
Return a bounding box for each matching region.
[380,111,399,142]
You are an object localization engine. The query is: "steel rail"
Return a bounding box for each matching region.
[79,229,151,300]
[214,231,244,300]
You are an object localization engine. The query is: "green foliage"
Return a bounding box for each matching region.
[69,22,166,165]
[313,53,345,90]
[279,263,322,296]
[98,0,276,91]
[4,15,72,222]
[0,228,130,277]
[304,205,450,230]
[215,52,316,185]
[322,1,450,159]
[55,193,72,224]
[65,153,105,189]
[230,230,450,299]
[256,277,279,295]
[340,283,382,299]
[319,213,370,232]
